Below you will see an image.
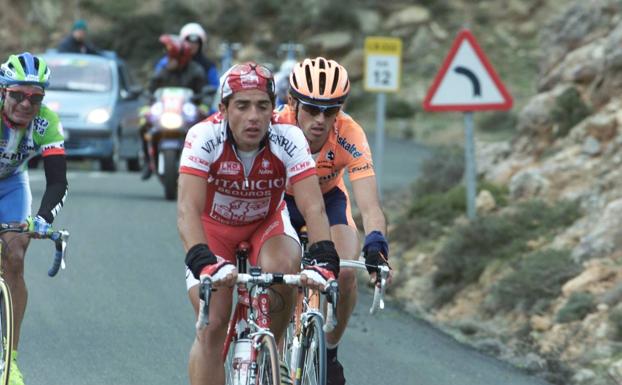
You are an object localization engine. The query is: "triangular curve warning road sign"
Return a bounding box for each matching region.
[423,29,513,112]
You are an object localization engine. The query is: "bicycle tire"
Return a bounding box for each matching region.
[294,313,326,385]
[0,280,13,385]
[255,333,280,385]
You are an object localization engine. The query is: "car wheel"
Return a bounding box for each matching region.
[100,132,120,172]
[126,157,140,172]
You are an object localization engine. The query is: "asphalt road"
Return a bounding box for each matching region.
[16,138,550,385]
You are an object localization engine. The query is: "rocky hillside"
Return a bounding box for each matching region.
[389,1,622,385]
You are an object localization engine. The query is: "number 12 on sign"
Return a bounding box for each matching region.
[366,55,399,91]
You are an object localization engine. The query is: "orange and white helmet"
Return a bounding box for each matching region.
[289,57,350,105]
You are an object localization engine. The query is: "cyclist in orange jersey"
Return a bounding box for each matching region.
[274,57,391,385]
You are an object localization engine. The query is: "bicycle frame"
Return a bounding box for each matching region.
[197,242,303,385]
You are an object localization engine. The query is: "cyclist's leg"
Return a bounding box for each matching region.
[325,224,358,347]
[0,172,32,351]
[321,187,359,385]
[187,284,233,385]
[253,203,301,344]
[185,220,247,385]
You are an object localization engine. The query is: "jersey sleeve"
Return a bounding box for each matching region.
[35,107,65,157]
[179,122,218,178]
[272,123,316,185]
[343,119,375,182]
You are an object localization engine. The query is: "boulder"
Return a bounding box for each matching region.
[572,198,622,261]
[354,9,382,34]
[384,6,430,30]
[509,169,551,200]
[476,190,496,214]
[586,113,618,142]
[339,49,364,82]
[561,261,616,296]
[306,32,354,54]
[582,136,602,156]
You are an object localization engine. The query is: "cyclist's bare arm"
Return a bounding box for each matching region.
[177,173,209,251]
[351,175,392,283]
[291,175,331,244]
[351,175,386,235]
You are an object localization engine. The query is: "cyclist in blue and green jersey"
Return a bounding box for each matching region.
[0,52,68,385]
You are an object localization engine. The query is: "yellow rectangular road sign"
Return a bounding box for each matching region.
[364,37,402,92]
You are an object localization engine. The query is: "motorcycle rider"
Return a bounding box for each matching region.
[140,34,206,180]
[155,23,219,91]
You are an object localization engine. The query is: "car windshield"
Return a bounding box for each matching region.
[46,58,112,92]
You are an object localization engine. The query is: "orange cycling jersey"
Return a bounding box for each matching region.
[275,105,375,194]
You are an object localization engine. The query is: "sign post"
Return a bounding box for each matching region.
[364,36,402,201]
[423,29,512,220]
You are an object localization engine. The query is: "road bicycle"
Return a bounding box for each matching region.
[197,242,314,385]
[282,230,389,385]
[0,222,70,385]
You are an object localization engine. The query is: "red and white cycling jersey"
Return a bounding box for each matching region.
[179,112,316,226]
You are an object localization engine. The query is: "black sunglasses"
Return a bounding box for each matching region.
[297,99,341,117]
[6,90,45,105]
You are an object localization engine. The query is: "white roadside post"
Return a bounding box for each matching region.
[364,37,403,202]
[423,29,513,220]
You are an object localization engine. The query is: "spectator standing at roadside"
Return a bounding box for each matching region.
[57,19,100,55]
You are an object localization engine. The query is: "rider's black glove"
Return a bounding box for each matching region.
[307,240,340,278]
[362,231,389,275]
[185,243,218,279]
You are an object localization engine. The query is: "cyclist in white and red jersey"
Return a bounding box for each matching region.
[275,57,391,385]
[0,52,68,385]
[177,62,339,385]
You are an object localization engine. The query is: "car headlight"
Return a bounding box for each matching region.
[87,108,111,124]
[160,112,183,129]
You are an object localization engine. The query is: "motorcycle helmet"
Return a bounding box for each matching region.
[289,57,349,105]
[180,22,207,45]
[159,34,193,68]
[0,52,50,88]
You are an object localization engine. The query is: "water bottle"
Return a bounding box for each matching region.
[232,339,252,385]
[288,336,301,381]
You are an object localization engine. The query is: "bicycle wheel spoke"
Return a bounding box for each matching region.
[296,315,326,385]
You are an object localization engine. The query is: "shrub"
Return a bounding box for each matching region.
[556,292,595,323]
[477,110,518,133]
[405,181,508,241]
[431,199,581,306]
[487,249,581,313]
[609,304,622,340]
[387,98,416,119]
[412,145,464,198]
[550,87,591,138]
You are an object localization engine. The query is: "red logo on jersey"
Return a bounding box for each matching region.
[218,161,241,175]
[289,161,312,173]
[188,155,209,168]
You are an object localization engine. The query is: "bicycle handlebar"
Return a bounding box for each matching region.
[196,272,339,330]
[0,223,70,277]
[339,259,389,315]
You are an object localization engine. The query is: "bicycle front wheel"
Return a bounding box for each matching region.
[294,314,326,385]
[255,333,280,385]
[0,280,13,385]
